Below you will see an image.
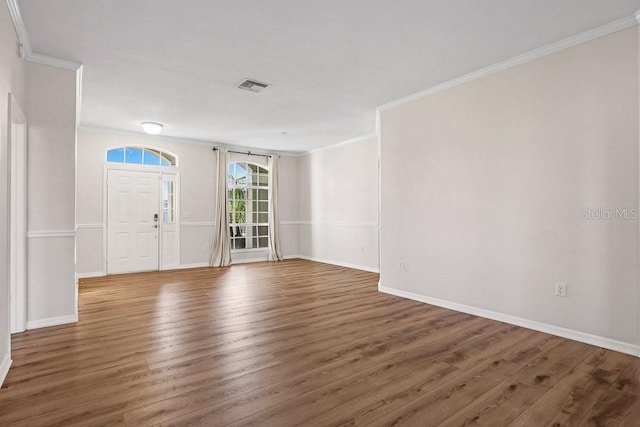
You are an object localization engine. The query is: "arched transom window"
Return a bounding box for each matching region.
[106,146,177,167]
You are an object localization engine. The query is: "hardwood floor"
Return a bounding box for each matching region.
[1,259,638,426]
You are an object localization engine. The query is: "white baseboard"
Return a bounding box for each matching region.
[0,352,12,388]
[76,258,379,277]
[26,314,78,330]
[78,264,212,276]
[296,255,379,273]
[76,271,105,279]
[379,285,640,358]
[232,257,270,264]
[168,263,210,270]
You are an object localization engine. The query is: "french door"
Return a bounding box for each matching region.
[106,169,178,274]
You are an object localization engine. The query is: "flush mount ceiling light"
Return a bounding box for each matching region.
[142,122,163,134]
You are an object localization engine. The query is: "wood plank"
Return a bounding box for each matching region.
[508,362,623,427]
[611,357,640,396]
[579,388,640,426]
[0,259,636,427]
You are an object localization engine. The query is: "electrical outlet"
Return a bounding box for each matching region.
[555,282,567,297]
[398,260,404,270]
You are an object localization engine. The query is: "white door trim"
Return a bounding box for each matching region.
[103,165,180,275]
[8,93,27,335]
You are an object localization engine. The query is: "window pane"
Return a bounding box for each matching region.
[228,163,234,181]
[107,147,176,166]
[232,188,246,200]
[162,179,174,223]
[228,162,269,250]
[236,163,247,184]
[163,207,169,222]
[229,163,242,184]
[125,148,143,164]
[144,149,161,165]
[106,148,125,163]
[237,237,246,249]
[243,237,252,249]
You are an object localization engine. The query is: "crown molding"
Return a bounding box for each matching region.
[78,125,301,157]
[5,0,82,70]
[305,133,378,155]
[5,0,30,54]
[27,52,82,70]
[378,12,640,113]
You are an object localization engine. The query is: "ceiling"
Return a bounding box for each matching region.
[17,0,640,152]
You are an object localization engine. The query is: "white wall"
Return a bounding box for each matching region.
[76,128,299,274]
[25,62,78,328]
[0,1,26,383]
[277,154,299,257]
[380,27,640,353]
[297,135,379,272]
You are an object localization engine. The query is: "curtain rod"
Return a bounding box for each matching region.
[212,147,274,158]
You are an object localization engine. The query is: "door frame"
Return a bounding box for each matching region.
[8,93,27,334]
[103,164,180,275]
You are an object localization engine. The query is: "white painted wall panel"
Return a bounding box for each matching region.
[380,28,639,347]
[297,135,379,271]
[76,228,104,275]
[25,62,77,327]
[0,1,26,380]
[26,236,76,323]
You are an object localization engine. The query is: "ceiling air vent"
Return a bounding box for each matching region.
[237,79,270,93]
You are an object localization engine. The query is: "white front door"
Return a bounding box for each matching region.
[107,169,160,274]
